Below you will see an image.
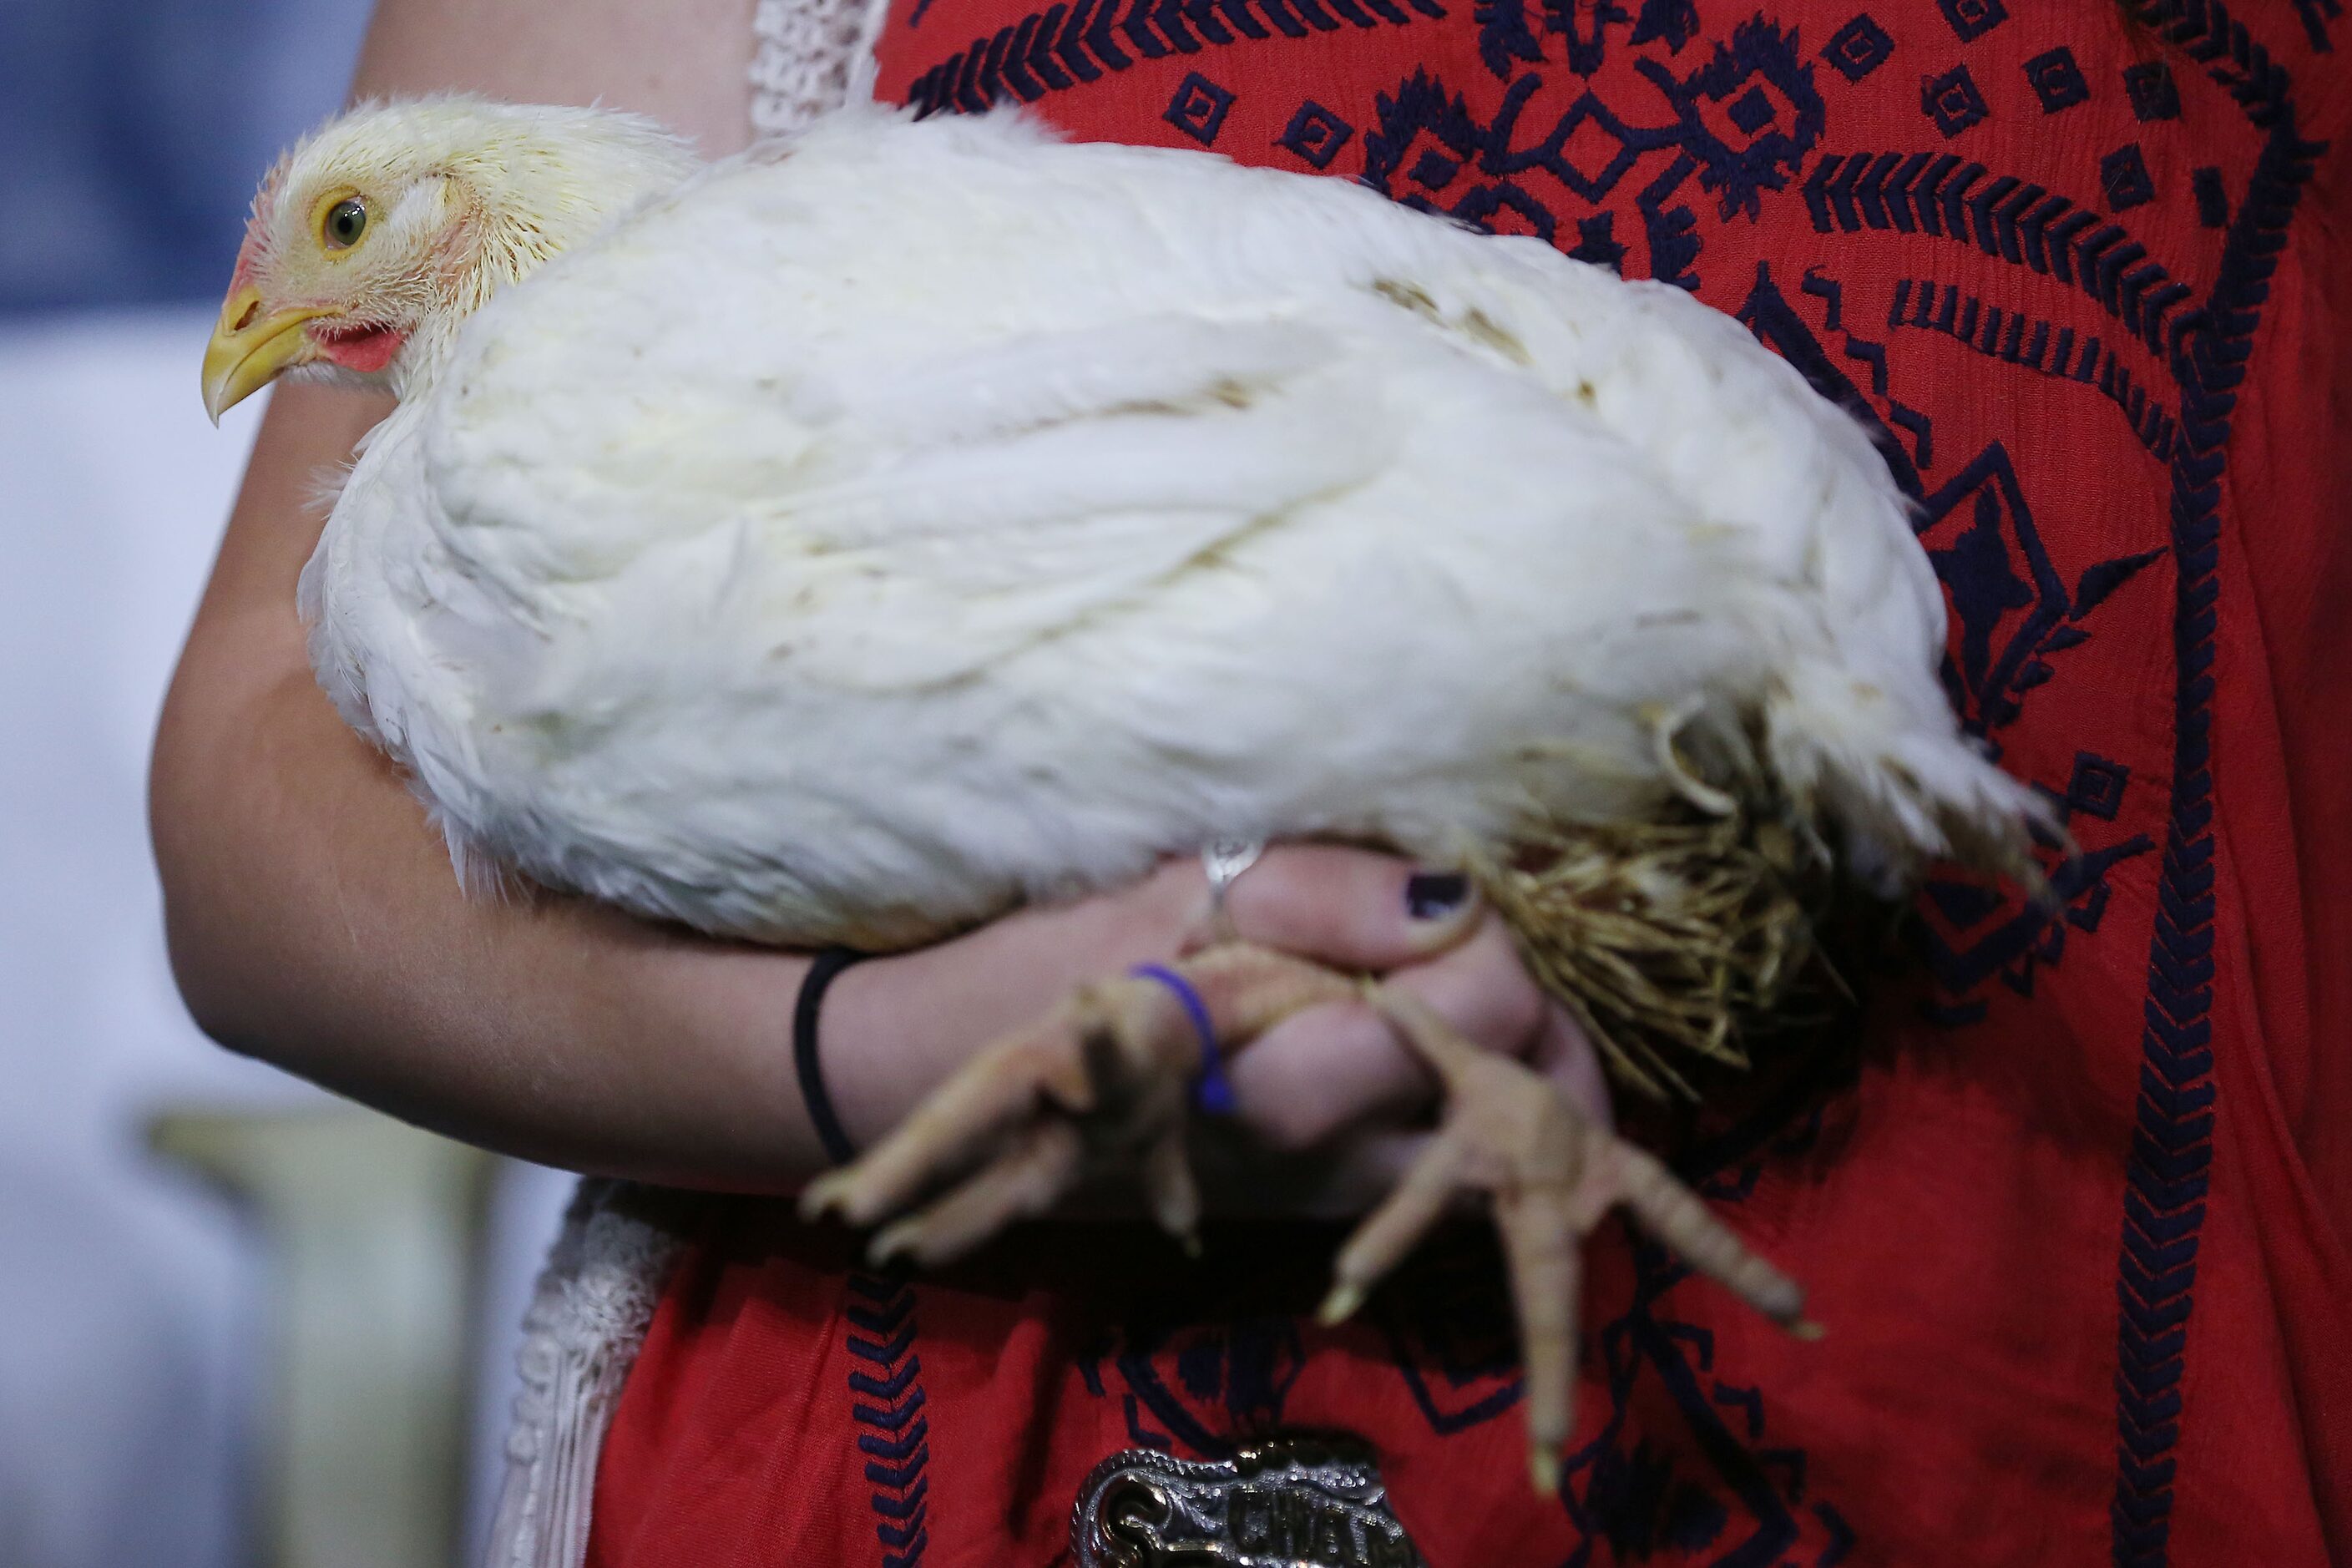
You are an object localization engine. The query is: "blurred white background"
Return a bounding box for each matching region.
[0,6,578,1564]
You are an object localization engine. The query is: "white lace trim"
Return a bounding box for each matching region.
[479,1181,686,1568]
[751,0,897,136]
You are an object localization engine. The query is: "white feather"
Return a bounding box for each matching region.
[302,103,2035,948]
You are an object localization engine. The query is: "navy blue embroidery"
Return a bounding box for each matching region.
[1411,144,1463,184]
[1798,288,2171,1014]
[2066,751,2132,821]
[1743,258,2167,1020]
[2119,0,2294,124]
[1508,0,1698,75]
[2192,164,2228,225]
[2103,6,2324,1561]
[1813,1502,1857,1565]
[2024,46,2091,112]
[1636,17,1825,218]
[1079,1315,1309,1457]
[1543,0,1619,75]
[1630,0,1699,52]
[2102,142,2156,210]
[1636,153,1706,287]
[1934,0,2006,43]
[2124,59,2181,120]
[1888,279,2178,457]
[1920,63,1989,134]
[1803,154,2195,357]
[904,0,1446,116]
[1738,262,1922,491]
[1921,800,2157,1015]
[1166,70,1237,141]
[1505,88,1649,200]
[1555,1236,1820,1565]
[1378,1233,1528,1436]
[2292,0,2341,51]
[845,1272,929,1568]
[1276,99,1355,165]
[1358,68,1697,250]
[1361,16,1831,280]
[1930,482,2038,716]
[1909,447,2166,736]
[1551,928,1862,1560]
[1569,210,1630,267]
[1821,13,1894,80]
[1474,0,1546,76]
[1362,69,1489,203]
[1798,267,1898,399]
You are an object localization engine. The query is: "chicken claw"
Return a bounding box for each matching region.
[799,943,1353,1267]
[1322,984,1818,1495]
[803,947,1814,1498]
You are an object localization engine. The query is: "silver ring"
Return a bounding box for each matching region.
[1201,838,1264,940]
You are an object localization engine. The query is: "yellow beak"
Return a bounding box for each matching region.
[202,286,328,422]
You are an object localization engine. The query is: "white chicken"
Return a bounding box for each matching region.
[205,95,2037,1485]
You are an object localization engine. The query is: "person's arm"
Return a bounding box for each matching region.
[154,0,819,1188]
[153,0,1594,1197]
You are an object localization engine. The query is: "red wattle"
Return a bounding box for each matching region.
[312,322,407,374]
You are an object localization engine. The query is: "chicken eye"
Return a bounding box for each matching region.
[323,197,368,250]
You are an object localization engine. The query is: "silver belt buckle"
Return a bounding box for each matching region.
[1071,1434,1426,1566]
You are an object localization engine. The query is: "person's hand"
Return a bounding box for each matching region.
[816,841,1610,1213]
[1192,844,1612,1214]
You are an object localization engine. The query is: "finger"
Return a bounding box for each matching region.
[1380,920,1552,1065]
[802,1015,1090,1226]
[1216,845,1485,969]
[1498,1188,1582,1495]
[1174,944,1362,1044]
[1233,925,1555,1152]
[1319,1134,1466,1323]
[1529,1007,1613,1132]
[1361,979,1488,1085]
[868,1120,1085,1268]
[1230,998,1429,1152]
[1141,1123,1203,1254]
[1609,1141,1812,1331]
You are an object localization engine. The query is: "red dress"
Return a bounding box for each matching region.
[589,3,2352,1562]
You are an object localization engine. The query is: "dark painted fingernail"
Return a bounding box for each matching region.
[1405,872,1469,920]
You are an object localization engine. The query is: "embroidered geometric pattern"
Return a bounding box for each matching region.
[2106,3,2323,1560]
[1821,13,1894,81]
[1077,1315,1310,1457]
[1887,279,2177,457]
[1802,153,2197,354]
[853,0,2344,1559]
[845,1272,931,1567]
[2023,46,2090,111]
[1920,63,1989,134]
[905,0,1446,115]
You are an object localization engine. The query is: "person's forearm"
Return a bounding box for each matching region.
[148,0,895,1188]
[154,392,809,1184]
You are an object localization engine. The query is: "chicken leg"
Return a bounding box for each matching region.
[798,941,1814,1490]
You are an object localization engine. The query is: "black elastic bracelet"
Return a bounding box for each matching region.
[794,948,870,1167]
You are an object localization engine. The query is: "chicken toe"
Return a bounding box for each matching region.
[800,944,1354,1264]
[1325,983,1814,1494]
